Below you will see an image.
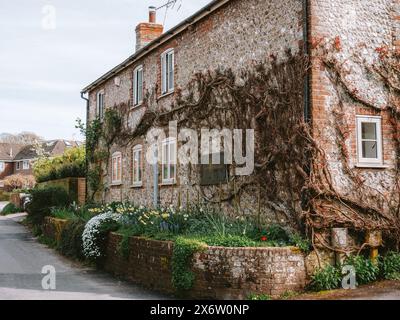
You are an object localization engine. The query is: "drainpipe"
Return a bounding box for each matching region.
[300,0,312,224]
[153,146,160,208]
[81,92,90,204]
[303,0,311,122]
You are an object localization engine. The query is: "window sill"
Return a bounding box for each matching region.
[355,163,390,169]
[110,182,123,187]
[130,183,143,189]
[158,90,174,100]
[160,180,176,187]
[131,103,144,110]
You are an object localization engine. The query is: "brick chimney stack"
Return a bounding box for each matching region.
[135,6,164,52]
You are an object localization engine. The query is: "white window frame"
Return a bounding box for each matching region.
[16,162,21,170]
[356,115,383,166]
[161,137,177,184]
[111,152,122,185]
[161,49,174,95]
[23,160,29,170]
[132,145,143,187]
[96,90,105,120]
[133,66,144,107]
[0,161,4,172]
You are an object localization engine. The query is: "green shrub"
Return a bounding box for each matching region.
[1,203,20,215]
[263,224,290,242]
[26,187,71,225]
[345,255,379,285]
[380,252,400,280]
[117,226,140,260]
[310,265,342,291]
[172,237,207,291]
[58,220,86,260]
[247,293,272,300]
[289,233,311,253]
[34,146,86,183]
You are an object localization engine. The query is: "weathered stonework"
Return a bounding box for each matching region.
[86,0,305,225]
[104,232,307,299]
[308,0,399,236]
[84,0,400,239]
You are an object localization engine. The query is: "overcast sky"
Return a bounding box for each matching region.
[0,0,211,141]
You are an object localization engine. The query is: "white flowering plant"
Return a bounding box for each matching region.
[82,212,121,261]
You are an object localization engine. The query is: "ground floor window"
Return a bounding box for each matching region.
[162,138,176,184]
[0,162,4,172]
[112,152,122,184]
[132,145,143,186]
[356,115,383,166]
[23,160,29,170]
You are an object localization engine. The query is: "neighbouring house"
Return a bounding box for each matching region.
[0,140,81,190]
[82,0,400,249]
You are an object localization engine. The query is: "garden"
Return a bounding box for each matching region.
[21,185,400,298]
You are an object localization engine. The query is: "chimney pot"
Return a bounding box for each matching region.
[135,6,163,52]
[149,6,157,23]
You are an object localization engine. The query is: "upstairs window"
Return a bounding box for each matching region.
[23,160,29,170]
[356,116,383,166]
[132,145,143,186]
[161,49,174,95]
[96,90,105,120]
[162,138,176,184]
[133,66,144,106]
[112,152,122,184]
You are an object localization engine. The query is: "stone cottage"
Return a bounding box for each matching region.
[82,0,400,248]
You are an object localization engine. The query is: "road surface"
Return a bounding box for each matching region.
[0,202,165,300]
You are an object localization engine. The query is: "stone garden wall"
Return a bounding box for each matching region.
[42,217,307,299]
[104,232,307,299]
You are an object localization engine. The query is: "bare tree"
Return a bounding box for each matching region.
[0,132,43,145]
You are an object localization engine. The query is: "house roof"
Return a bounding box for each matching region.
[13,140,80,160]
[0,140,81,161]
[0,143,23,161]
[81,0,231,94]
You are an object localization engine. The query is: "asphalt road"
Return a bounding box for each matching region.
[0,202,165,300]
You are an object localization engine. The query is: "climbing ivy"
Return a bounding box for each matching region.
[171,237,207,292]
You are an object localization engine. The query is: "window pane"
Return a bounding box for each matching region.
[362,122,377,140]
[138,69,143,102]
[168,53,174,91]
[161,55,167,93]
[362,141,378,159]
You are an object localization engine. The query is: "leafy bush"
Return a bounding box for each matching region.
[51,206,94,222]
[310,265,342,291]
[1,203,20,215]
[172,237,207,291]
[82,212,120,262]
[116,226,139,260]
[247,293,272,300]
[26,187,71,225]
[34,146,86,183]
[58,220,86,260]
[289,233,311,253]
[345,255,380,285]
[380,252,400,280]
